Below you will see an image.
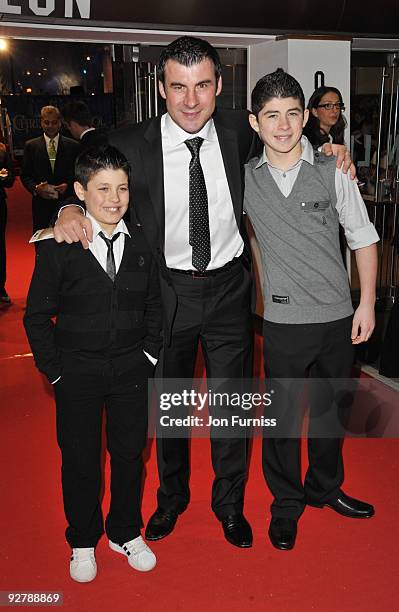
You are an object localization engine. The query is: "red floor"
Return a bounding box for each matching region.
[0,180,398,611]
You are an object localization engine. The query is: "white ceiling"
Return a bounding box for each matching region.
[0,21,274,46]
[352,38,399,51]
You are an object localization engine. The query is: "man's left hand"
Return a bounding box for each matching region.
[54,183,68,195]
[321,143,356,180]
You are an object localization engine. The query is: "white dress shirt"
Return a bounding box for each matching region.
[254,136,379,249]
[86,212,129,274]
[161,113,244,270]
[80,127,96,140]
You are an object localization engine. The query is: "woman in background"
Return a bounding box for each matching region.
[304,86,347,148]
[304,87,348,265]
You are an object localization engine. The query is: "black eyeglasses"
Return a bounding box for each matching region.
[317,103,345,111]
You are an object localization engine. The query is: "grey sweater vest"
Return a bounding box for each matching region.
[244,152,353,324]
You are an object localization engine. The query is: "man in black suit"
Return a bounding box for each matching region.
[62,101,108,152]
[21,105,79,233]
[55,37,255,548]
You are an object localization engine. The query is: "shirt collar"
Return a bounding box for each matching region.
[86,211,131,240]
[43,133,60,147]
[80,127,96,140]
[162,112,217,147]
[255,135,315,170]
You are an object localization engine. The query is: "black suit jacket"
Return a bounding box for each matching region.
[0,149,15,199]
[24,222,162,383]
[108,109,259,342]
[21,134,79,231]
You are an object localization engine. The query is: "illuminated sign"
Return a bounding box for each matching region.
[0,0,90,18]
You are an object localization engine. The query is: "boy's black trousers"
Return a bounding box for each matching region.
[54,349,153,548]
[262,315,354,520]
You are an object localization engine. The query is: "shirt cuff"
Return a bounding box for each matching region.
[143,351,158,366]
[345,222,380,250]
[51,376,61,384]
[57,204,85,218]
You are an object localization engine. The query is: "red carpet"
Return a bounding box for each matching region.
[1,180,398,611]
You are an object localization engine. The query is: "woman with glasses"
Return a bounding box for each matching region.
[304,87,348,265]
[304,86,347,148]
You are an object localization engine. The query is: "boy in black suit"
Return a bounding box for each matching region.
[24,146,162,582]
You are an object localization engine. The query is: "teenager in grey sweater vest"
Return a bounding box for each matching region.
[245,69,379,551]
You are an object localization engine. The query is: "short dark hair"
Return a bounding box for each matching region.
[304,86,347,147]
[157,36,222,84]
[62,100,92,127]
[251,68,305,116]
[75,145,130,189]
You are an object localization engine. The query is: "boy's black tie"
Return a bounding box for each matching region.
[185,137,211,272]
[99,232,121,282]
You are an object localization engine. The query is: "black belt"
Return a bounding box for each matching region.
[168,254,243,278]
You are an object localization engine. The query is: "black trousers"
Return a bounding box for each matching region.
[54,350,152,548]
[0,198,7,290]
[379,299,399,377]
[262,316,354,520]
[156,260,253,519]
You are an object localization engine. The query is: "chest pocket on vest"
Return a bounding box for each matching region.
[300,200,332,233]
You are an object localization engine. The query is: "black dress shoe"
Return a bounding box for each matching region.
[308,491,375,519]
[221,514,253,548]
[268,517,297,550]
[145,508,179,541]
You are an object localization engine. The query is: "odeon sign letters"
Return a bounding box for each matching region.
[0,0,90,18]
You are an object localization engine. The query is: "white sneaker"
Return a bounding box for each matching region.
[69,547,97,583]
[109,536,156,572]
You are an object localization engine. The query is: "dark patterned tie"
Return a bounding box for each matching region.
[99,232,121,282]
[185,137,211,272]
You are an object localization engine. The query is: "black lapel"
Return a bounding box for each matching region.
[86,248,113,284]
[117,230,135,277]
[213,113,243,228]
[141,117,165,242]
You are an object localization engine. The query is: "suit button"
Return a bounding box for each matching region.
[314,202,319,208]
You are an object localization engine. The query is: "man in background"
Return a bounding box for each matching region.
[62,101,108,152]
[21,105,79,233]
